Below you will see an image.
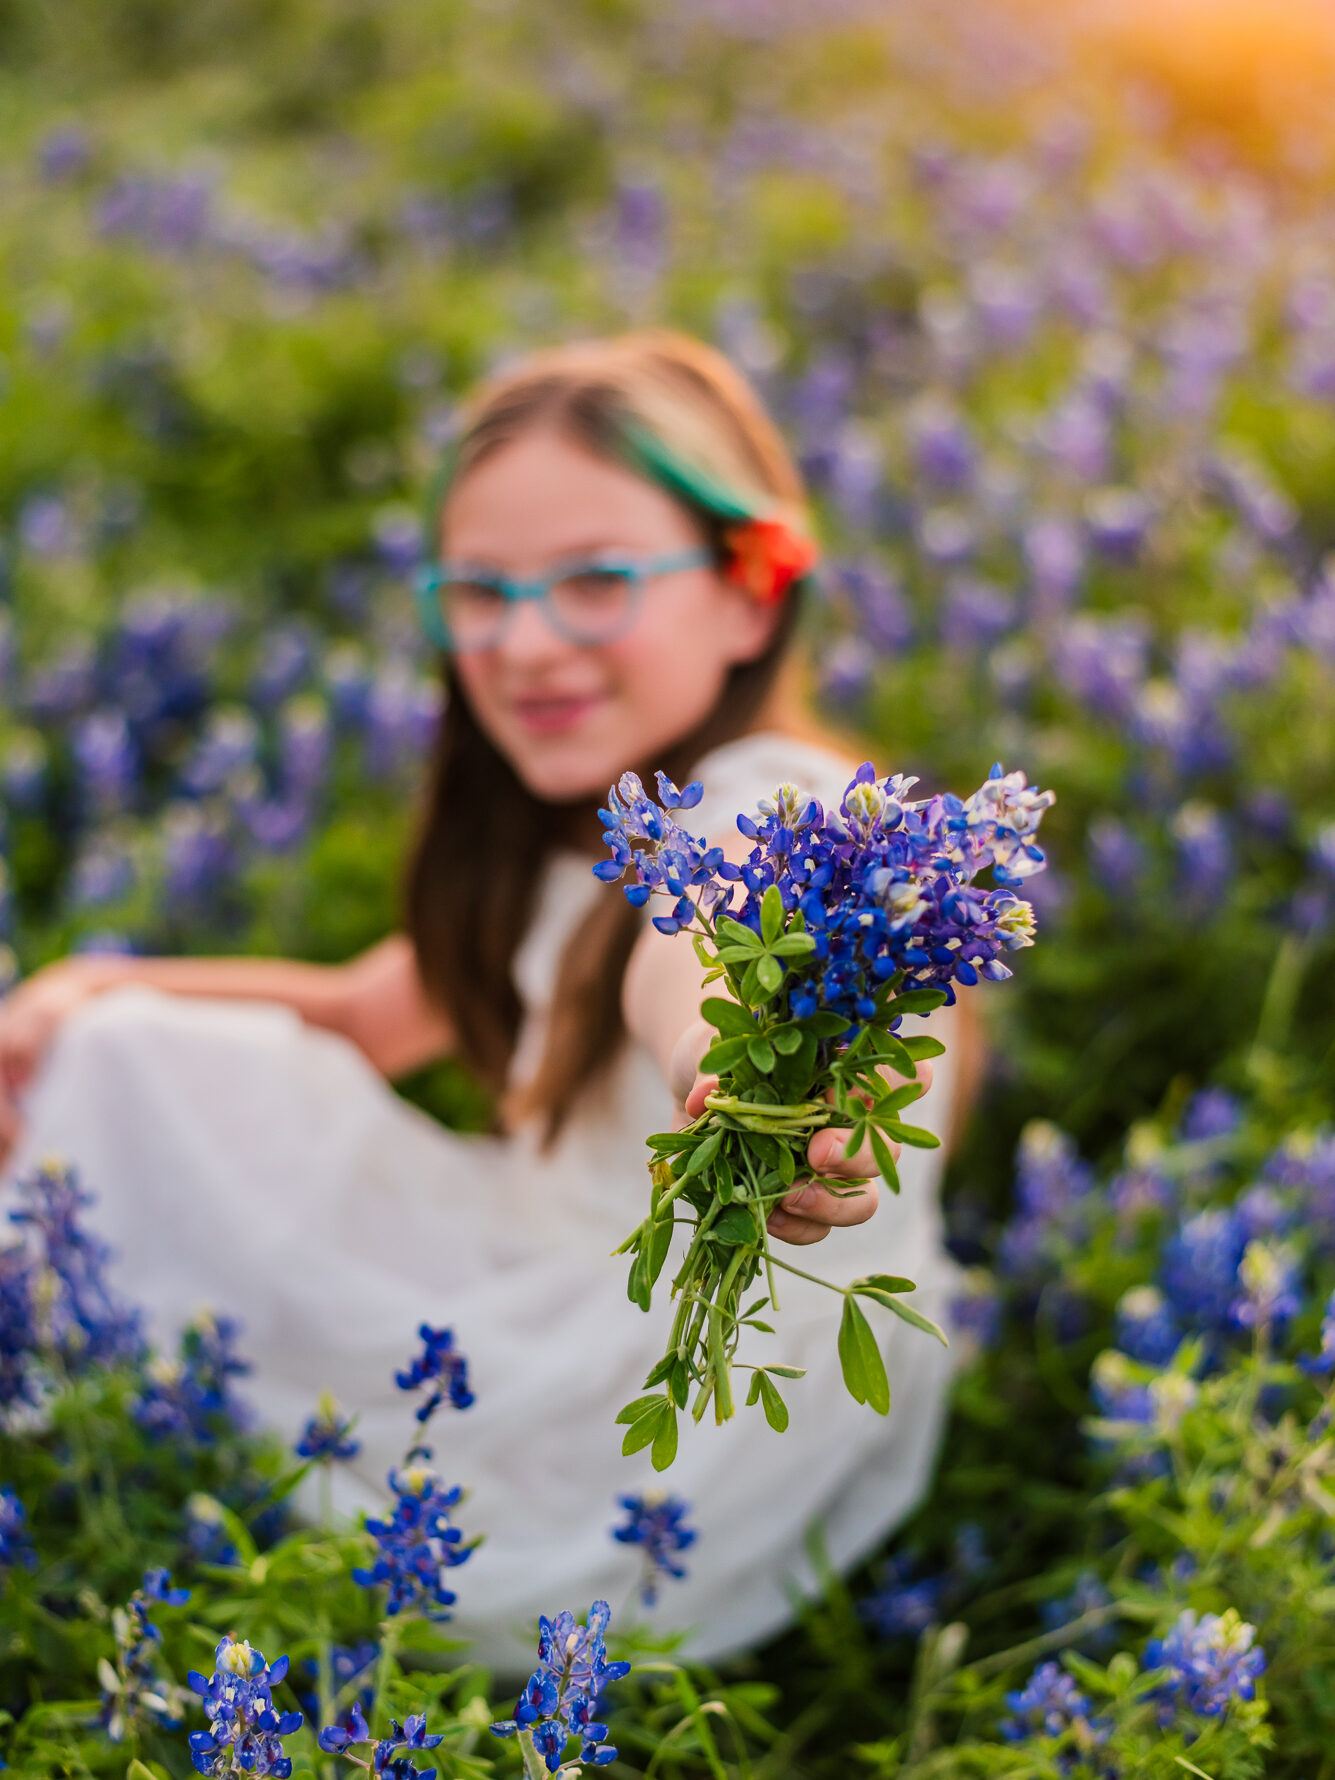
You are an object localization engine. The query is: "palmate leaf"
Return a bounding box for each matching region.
[888,988,949,1016]
[760,883,785,945]
[755,953,785,996]
[684,1129,725,1176]
[867,1125,902,1191]
[880,1119,941,1150]
[701,1035,749,1073]
[837,1296,890,1414]
[702,996,755,1036]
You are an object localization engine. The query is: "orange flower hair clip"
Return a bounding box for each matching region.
[722,513,820,604]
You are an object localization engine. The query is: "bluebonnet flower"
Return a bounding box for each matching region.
[859,1552,946,1639]
[1230,1240,1301,1337]
[1160,1208,1248,1336]
[182,1494,239,1568]
[1144,1609,1265,1726]
[1040,1571,1116,1655]
[0,1488,37,1586]
[950,1270,1002,1348]
[1172,802,1231,911]
[596,761,1052,1021]
[298,1640,377,1722]
[612,1492,696,1605]
[187,1635,303,1777]
[135,1311,251,1443]
[1115,1286,1181,1366]
[998,1123,1093,1283]
[296,1391,361,1462]
[72,709,138,817]
[1089,1351,1153,1426]
[319,1704,443,1778]
[999,1659,1108,1747]
[1299,1289,1335,1376]
[395,1325,474,1427]
[0,1162,143,1404]
[98,1569,191,1741]
[491,1601,629,1773]
[1180,1087,1243,1143]
[351,1463,471,1619]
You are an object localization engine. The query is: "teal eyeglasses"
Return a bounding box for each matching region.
[413,548,712,653]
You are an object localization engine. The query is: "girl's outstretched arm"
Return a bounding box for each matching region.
[0,936,453,1162]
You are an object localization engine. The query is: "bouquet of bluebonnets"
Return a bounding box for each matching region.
[594,762,1053,1469]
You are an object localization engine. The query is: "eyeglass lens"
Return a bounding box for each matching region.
[437,566,637,650]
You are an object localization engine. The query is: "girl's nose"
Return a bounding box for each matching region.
[495,596,572,666]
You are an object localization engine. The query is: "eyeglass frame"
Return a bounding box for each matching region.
[413,547,715,653]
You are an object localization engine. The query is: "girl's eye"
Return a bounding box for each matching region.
[552,567,631,607]
[438,578,507,646]
[548,567,636,643]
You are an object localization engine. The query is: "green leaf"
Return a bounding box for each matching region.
[669,1360,690,1408]
[647,1213,674,1286]
[627,1247,651,1311]
[717,916,763,951]
[763,1364,808,1379]
[717,944,765,965]
[756,1372,790,1432]
[877,1295,949,1346]
[881,1081,926,1112]
[684,1128,725,1176]
[755,953,785,996]
[643,1355,675,1388]
[838,1297,890,1414]
[889,988,949,1015]
[747,1035,776,1072]
[651,1406,679,1471]
[616,1395,665,1426]
[853,1273,917,1295]
[899,1034,947,1061]
[621,1400,668,1456]
[702,997,754,1036]
[769,932,816,957]
[804,1012,852,1037]
[842,1120,868,1161]
[128,1763,167,1780]
[701,1036,749,1074]
[745,1372,763,1407]
[771,1025,804,1055]
[867,1125,901,1186]
[882,1119,941,1150]
[870,1033,916,1077]
[739,961,763,1005]
[760,883,785,946]
[710,1204,757,1245]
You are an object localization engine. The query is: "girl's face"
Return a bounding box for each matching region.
[442,427,781,803]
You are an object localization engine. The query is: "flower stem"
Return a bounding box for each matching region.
[371,1615,404,1736]
[517,1726,549,1780]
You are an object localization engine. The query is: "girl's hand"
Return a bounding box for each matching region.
[0,959,115,1164]
[668,1017,935,1248]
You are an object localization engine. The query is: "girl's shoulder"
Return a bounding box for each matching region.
[687,729,857,838]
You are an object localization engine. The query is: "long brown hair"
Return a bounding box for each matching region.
[405,331,810,1144]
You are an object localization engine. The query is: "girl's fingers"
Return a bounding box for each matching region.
[682,1073,718,1121]
[765,1206,833,1246]
[806,1124,898,1180]
[775,1176,879,1230]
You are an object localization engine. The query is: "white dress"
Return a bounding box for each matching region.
[7,731,961,1673]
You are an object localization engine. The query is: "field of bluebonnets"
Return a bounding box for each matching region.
[4,0,1335,1773]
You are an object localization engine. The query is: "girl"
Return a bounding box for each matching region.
[0,331,971,1670]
